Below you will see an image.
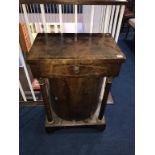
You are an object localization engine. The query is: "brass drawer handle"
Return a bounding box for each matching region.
[73,66,80,74]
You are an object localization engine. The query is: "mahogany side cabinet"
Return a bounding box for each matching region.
[26,33,125,131]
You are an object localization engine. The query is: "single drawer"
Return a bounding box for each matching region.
[30,62,121,78]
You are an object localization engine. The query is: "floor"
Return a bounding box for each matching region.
[19,32,135,155]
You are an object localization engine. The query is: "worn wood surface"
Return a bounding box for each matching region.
[27,33,125,78]
[27,33,125,63]
[29,63,122,78]
[27,33,125,122]
[20,0,127,5]
[49,77,103,120]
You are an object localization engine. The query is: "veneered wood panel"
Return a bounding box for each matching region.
[49,77,103,120]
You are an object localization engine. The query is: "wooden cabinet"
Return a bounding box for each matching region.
[27,33,125,130]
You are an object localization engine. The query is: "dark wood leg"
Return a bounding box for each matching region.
[39,78,53,122]
[98,77,112,120]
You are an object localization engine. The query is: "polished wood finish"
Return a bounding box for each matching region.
[19,23,31,52]
[98,77,112,120]
[27,33,125,63]
[27,33,125,127]
[49,77,103,120]
[20,0,127,5]
[27,33,125,79]
[29,63,121,78]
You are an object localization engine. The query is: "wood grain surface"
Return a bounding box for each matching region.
[27,33,125,121]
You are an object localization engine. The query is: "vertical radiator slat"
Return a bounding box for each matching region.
[74,5,78,33]
[22,4,33,44]
[19,45,37,101]
[108,5,115,33]
[69,4,71,13]
[19,4,24,23]
[115,5,125,42]
[49,4,52,13]
[103,5,111,33]
[40,4,48,32]
[37,4,41,23]
[59,4,63,33]
[32,4,37,23]
[45,4,49,24]
[112,5,120,38]
[52,4,56,23]
[90,5,94,33]
[19,81,27,101]
[49,4,52,23]
[29,4,33,13]
[100,6,105,33]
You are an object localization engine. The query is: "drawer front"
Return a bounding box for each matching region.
[30,62,121,78]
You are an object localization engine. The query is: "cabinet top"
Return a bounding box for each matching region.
[27,33,126,64]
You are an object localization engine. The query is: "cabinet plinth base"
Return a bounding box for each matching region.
[44,101,106,132]
[45,117,106,132]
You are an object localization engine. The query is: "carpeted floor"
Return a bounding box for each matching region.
[19,33,135,155]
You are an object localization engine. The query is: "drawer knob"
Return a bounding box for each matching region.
[73,66,80,74]
[54,96,58,101]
